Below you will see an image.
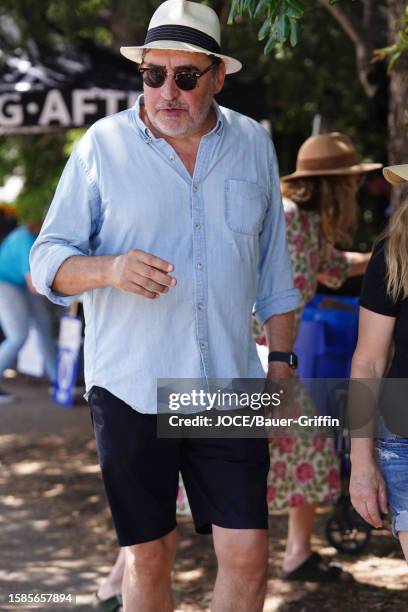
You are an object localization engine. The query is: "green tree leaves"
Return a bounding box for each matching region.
[229,0,305,53]
[373,5,408,73]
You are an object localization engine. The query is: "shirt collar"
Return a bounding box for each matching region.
[131,94,224,142]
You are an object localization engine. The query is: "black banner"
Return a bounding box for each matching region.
[0,88,140,133]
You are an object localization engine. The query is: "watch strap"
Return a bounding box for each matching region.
[267,351,298,369]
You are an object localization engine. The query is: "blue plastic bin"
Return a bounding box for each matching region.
[294,295,359,379]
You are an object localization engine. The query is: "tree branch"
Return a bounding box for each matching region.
[317,0,365,48]
[317,0,378,97]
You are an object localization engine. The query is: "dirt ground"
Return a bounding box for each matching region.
[0,377,407,612]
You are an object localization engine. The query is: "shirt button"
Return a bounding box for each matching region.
[193,184,198,192]
[194,223,201,230]
[197,303,204,311]
[196,263,203,270]
[200,341,206,350]
[169,154,175,161]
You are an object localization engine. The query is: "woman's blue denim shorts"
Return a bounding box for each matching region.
[376,435,408,537]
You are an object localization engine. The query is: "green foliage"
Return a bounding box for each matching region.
[0,140,19,185]
[0,131,84,222]
[64,129,86,156]
[373,5,408,72]
[228,0,344,53]
[12,134,66,222]
[229,0,307,52]
[229,0,408,73]
[0,0,111,48]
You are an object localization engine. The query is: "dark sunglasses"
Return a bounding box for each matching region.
[139,62,217,91]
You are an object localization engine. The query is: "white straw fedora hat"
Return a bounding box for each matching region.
[120,0,242,75]
[383,165,408,184]
[281,132,382,181]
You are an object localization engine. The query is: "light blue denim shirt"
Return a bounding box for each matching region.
[30,95,300,413]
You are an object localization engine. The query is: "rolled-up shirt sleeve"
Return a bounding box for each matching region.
[30,146,100,306]
[253,145,300,326]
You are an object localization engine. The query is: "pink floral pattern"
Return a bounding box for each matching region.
[266,199,350,512]
[312,436,326,452]
[272,461,287,478]
[282,198,350,318]
[296,462,315,483]
[289,493,305,507]
[277,437,296,453]
[267,485,277,503]
[176,477,191,516]
[327,468,341,490]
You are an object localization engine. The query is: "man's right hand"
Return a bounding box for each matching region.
[109,249,177,299]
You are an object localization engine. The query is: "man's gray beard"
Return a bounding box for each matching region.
[149,95,214,138]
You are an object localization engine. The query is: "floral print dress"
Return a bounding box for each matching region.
[176,197,351,516]
[266,198,350,511]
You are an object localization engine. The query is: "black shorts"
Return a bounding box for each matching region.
[88,386,270,546]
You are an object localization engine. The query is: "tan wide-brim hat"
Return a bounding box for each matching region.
[281,132,382,181]
[383,165,408,184]
[120,0,242,75]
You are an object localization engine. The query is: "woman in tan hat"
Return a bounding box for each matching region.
[350,164,408,561]
[265,132,382,580]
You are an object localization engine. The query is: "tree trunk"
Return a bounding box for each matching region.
[387,0,408,206]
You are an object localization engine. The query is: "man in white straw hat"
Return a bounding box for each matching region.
[30,1,300,610]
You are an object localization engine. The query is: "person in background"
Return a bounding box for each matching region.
[264,132,382,580]
[93,548,125,611]
[0,221,58,403]
[350,163,408,561]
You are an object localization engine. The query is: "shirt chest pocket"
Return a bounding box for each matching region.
[225,179,267,236]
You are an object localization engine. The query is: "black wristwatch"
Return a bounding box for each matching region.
[268,351,298,369]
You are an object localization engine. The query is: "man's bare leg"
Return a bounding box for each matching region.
[122,528,177,612]
[211,526,268,612]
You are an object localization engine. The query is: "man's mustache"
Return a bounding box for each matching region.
[156,102,189,111]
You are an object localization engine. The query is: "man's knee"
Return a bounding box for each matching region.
[213,528,268,575]
[125,531,177,581]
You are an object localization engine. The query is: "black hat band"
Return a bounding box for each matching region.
[144,25,221,55]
